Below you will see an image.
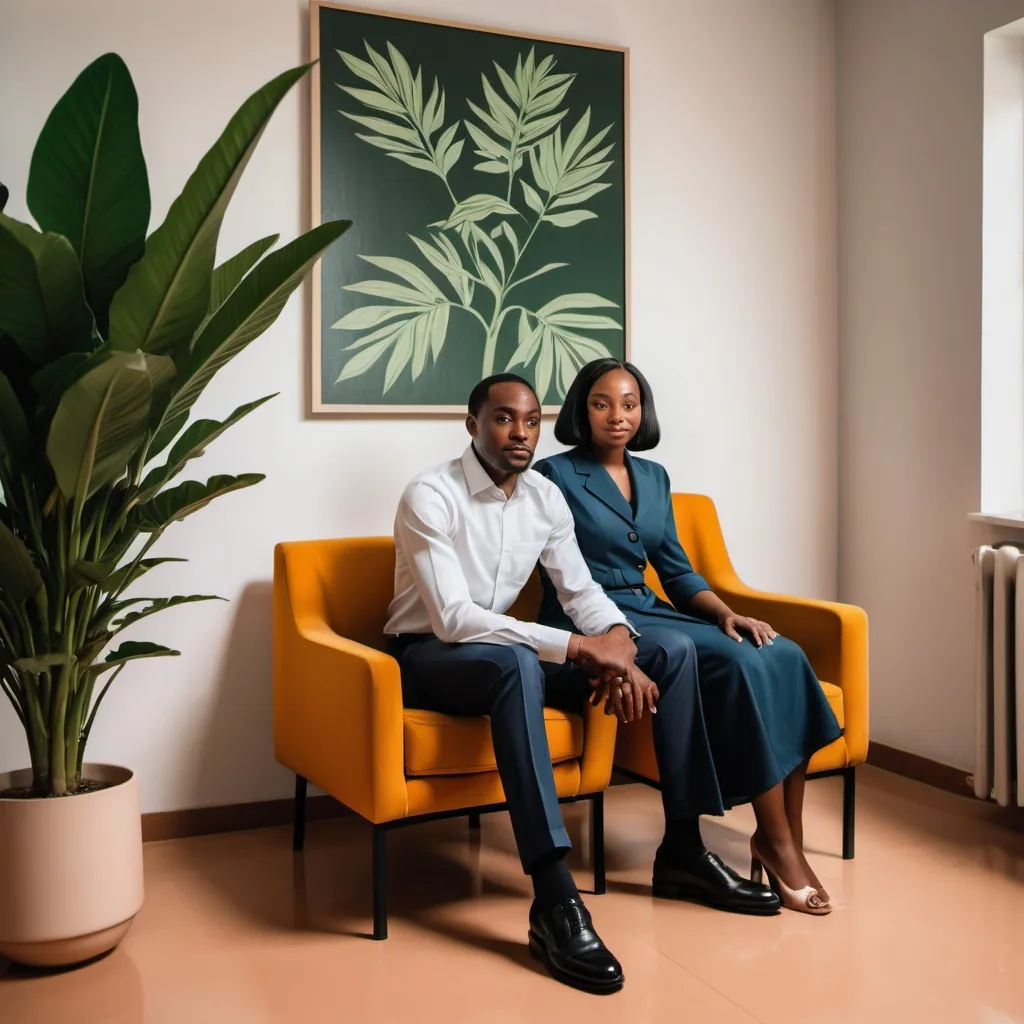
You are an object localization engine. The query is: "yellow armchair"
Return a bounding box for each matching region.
[272,537,618,939]
[613,494,869,859]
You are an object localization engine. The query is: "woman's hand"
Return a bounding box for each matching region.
[718,614,777,648]
[589,666,659,722]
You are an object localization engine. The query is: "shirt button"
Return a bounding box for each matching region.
[628,531,639,542]
[637,561,646,571]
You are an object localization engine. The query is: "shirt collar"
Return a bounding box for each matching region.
[461,444,537,499]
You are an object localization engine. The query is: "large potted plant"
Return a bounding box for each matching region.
[0,53,348,967]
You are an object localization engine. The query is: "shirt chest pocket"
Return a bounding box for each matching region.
[509,541,546,585]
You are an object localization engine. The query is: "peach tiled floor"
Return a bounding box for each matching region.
[3,767,1024,1023]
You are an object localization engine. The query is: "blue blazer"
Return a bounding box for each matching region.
[534,447,710,631]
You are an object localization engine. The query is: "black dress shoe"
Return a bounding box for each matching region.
[652,847,781,915]
[528,897,624,994]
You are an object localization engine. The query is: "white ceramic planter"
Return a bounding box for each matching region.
[0,763,144,967]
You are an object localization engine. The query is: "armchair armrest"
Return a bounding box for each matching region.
[578,697,619,795]
[274,608,408,824]
[716,582,869,764]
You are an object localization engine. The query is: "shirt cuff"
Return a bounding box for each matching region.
[532,625,574,664]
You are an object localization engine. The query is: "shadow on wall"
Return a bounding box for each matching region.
[194,580,293,808]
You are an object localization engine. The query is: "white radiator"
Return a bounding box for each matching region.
[973,544,1024,806]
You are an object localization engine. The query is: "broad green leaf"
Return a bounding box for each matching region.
[102,556,187,595]
[47,351,168,502]
[0,215,96,362]
[0,519,44,604]
[342,112,420,144]
[135,473,264,532]
[536,293,619,317]
[441,194,519,230]
[69,560,117,589]
[546,312,621,330]
[529,80,574,119]
[210,234,279,311]
[358,256,444,300]
[0,369,30,463]
[14,653,75,675]
[27,53,149,332]
[341,86,406,116]
[109,63,313,357]
[410,311,429,380]
[337,50,390,93]
[149,219,349,457]
[435,234,475,304]
[99,640,180,670]
[550,182,612,209]
[30,349,106,410]
[520,181,545,215]
[138,394,275,501]
[332,304,431,330]
[112,594,223,631]
[543,210,599,228]
[475,160,508,174]
[537,136,559,192]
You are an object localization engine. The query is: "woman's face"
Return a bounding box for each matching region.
[586,368,643,450]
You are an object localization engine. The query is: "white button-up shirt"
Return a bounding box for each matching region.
[385,445,633,662]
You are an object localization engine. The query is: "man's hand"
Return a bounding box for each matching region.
[572,625,636,677]
[589,665,659,723]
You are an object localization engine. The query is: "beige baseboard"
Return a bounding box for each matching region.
[139,745,1017,844]
[142,793,349,843]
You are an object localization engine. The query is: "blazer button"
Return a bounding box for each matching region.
[628,531,639,542]
[638,561,647,571]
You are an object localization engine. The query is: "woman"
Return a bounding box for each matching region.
[535,359,841,914]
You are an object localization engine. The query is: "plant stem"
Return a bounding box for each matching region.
[48,662,71,795]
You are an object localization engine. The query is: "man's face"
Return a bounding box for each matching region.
[467,381,541,476]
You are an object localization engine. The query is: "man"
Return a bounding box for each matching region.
[385,374,774,993]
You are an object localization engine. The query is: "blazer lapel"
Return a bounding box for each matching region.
[570,448,635,527]
[627,453,656,533]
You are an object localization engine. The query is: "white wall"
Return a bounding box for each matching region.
[0,0,838,812]
[837,0,1024,771]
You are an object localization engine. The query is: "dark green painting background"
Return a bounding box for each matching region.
[317,5,626,407]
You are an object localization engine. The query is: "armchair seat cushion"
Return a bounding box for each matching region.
[403,707,584,777]
[820,681,844,729]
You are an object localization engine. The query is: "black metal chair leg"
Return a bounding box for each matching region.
[468,811,481,830]
[591,793,606,895]
[292,775,307,853]
[842,767,856,860]
[373,825,388,940]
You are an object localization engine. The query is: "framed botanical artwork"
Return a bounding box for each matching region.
[309,2,629,413]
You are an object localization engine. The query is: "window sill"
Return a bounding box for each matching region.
[968,511,1024,529]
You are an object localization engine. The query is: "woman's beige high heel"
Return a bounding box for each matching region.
[749,837,831,915]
